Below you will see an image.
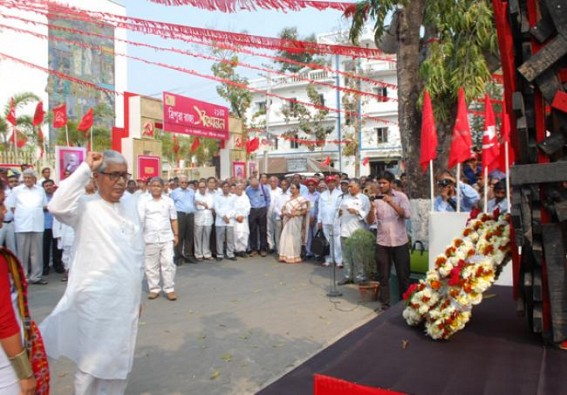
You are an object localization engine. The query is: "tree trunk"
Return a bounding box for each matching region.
[396,0,427,199]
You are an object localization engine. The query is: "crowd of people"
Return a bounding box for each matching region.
[0,149,511,394]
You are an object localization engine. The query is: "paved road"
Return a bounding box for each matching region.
[30,255,381,394]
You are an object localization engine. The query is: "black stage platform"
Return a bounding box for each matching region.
[258,286,566,395]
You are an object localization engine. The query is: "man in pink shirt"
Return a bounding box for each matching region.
[372,171,411,310]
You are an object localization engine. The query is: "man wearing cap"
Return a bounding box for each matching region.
[304,178,320,259]
[339,178,350,195]
[7,169,48,284]
[317,176,342,267]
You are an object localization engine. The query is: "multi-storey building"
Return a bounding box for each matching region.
[246,29,401,177]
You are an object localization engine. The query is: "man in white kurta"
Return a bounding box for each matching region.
[40,151,144,395]
[317,176,343,267]
[194,181,215,260]
[214,182,236,261]
[266,176,281,253]
[233,183,251,256]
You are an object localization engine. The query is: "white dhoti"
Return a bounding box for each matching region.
[234,220,250,253]
[74,369,128,395]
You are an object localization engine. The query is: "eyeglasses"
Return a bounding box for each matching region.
[99,171,131,181]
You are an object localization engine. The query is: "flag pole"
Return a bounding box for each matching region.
[90,127,93,152]
[429,160,434,211]
[65,124,70,147]
[456,163,461,212]
[483,166,488,213]
[13,126,18,159]
[505,142,511,206]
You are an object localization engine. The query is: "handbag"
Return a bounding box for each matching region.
[311,229,330,257]
[4,248,50,395]
[410,241,429,274]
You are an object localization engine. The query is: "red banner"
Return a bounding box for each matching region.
[163,92,229,140]
[137,155,161,180]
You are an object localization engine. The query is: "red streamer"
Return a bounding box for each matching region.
[147,0,355,12]
[7,0,387,59]
[0,15,396,103]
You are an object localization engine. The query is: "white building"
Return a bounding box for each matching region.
[0,0,127,144]
[245,29,401,177]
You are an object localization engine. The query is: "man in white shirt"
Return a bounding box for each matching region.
[317,176,342,267]
[0,172,18,253]
[214,181,237,261]
[233,182,251,257]
[8,169,48,284]
[338,179,370,285]
[273,179,290,254]
[304,178,320,259]
[194,180,214,260]
[138,177,179,301]
[266,176,282,253]
[40,150,144,394]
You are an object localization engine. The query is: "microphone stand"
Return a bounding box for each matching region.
[327,225,342,297]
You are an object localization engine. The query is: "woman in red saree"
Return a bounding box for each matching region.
[278,182,309,263]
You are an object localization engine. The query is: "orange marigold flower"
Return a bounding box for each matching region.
[430,280,441,290]
[454,239,464,248]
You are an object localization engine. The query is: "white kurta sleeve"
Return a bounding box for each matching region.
[48,162,92,228]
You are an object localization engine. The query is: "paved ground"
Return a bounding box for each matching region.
[30,255,382,395]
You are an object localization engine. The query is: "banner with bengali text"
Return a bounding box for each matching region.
[163,92,229,140]
[137,155,161,180]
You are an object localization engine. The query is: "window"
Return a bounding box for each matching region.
[256,101,267,112]
[318,94,325,108]
[375,127,388,144]
[373,87,388,102]
[284,98,298,113]
[290,133,299,149]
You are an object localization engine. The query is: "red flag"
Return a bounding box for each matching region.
[419,89,438,172]
[37,126,45,157]
[172,135,180,155]
[498,99,515,172]
[246,137,260,153]
[32,101,45,126]
[8,129,27,148]
[6,98,17,126]
[362,157,370,166]
[190,137,200,153]
[78,108,94,135]
[52,103,67,128]
[448,88,473,169]
[322,156,331,166]
[481,94,500,173]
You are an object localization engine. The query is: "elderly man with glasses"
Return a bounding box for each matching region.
[40,150,144,394]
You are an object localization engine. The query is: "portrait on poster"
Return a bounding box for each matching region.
[55,146,86,183]
[248,161,257,178]
[233,161,246,180]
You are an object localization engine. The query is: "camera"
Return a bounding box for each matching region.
[437,179,453,188]
[369,195,384,201]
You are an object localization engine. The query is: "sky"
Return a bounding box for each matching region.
[119,0,352,106]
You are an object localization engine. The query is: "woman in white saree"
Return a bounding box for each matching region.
[278,182,309,264]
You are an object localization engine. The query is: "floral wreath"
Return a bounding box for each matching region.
[402,209,512,340]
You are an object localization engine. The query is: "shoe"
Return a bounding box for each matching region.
[186,257,199,264]
[216,257,223,261]
[381,304,390,311]
[260,250,268,257]
[249,250,258,257]
[337,279,353,286]
[42,268,50,276]
[204,257,213,261]
[60,276,68,282]
[321,262,330,267]
[229,256,237,261]
[31,279,48,285]
[166,292,177,301]
[148,292,159,300]
[54,266,66,274]
[336,263,344,269]
[174,259,184,266]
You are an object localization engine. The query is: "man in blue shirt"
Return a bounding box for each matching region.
[246,176,270,257]
[170,174,197,264]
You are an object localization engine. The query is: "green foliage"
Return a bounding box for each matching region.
[211,49,252,121]
[281,85,334,152]
[348,0,499,120]
[343,229,376,278]
[275,27,323,73]
[54,103,113,151]
[156,129,219,167]
[0,92,41,151]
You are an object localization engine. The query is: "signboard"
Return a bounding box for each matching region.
[287,158,308,173]
[163,92,229,140]
[137,155,161,180]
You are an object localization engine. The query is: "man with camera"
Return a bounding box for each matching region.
[434,170,480,212]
